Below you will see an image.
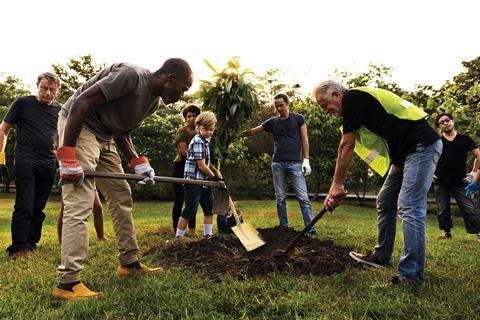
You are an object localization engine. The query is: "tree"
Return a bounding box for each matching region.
[294,97,340,194]
[129,113,182,200]
[52,54,106,104]
[198,57,260,160]
[0,74,29,190]
[450,56,480,108]
[255,68,302,107]
[0,74,30,107]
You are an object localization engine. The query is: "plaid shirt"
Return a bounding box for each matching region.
[184,133,211,180]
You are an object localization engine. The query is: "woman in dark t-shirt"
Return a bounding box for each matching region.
[171,105,200,234]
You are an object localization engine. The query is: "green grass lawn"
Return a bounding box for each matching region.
[1,193,479,319]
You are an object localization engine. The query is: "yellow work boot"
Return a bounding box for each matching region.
[52,283,103,301]
[116,263,165,277]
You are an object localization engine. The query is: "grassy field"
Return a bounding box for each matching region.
[0,193,479,319]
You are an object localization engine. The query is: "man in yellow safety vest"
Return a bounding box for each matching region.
[313,80,442,285]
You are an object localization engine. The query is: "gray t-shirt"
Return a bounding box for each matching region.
[60,63,160,141]
[262,112,305,162]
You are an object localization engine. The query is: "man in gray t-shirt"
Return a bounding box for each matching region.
[242,93,315,233]
[52,59,193,301]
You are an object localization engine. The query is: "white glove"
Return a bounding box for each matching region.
[302,158,311,176]
[463,171,476,184]
[129,156,155,186]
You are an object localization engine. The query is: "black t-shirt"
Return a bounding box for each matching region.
[434,134,477,186]
[262,112,305,162]
[4,96,60,167]
[342,90,439,167]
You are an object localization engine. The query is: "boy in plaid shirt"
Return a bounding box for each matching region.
[175,111,221,239]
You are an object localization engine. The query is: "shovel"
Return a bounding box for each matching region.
[209,163,266,252]
[228,196,266,252]
[273,207,329,257]
[83,171,230,212]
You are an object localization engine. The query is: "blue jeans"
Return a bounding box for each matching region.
[272,161,314,231]
[181,184,213,221]
[373,140,442,283]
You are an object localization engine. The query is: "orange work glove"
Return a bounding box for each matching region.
[57,146,84,185]
[129,156,155,185]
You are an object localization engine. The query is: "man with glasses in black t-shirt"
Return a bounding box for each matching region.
[1,72,61,258]
[433,113,480,242]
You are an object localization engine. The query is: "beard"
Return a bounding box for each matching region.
[162,91,181,105]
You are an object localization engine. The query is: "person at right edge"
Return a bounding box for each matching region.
[433,112,480,242]
[313,80,442,285]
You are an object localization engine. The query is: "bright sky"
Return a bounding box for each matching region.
[1,0,479,95]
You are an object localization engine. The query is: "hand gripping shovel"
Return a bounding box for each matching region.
[83,171,230,212]
[273,207,329,257]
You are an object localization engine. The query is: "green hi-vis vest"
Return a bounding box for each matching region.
[345,87,428,177]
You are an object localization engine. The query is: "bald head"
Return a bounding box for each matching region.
[154,58,192,80]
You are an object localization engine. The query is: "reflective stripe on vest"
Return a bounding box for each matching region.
[365,150,379,165]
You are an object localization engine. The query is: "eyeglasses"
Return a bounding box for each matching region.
[438,118,451,125]
[39,86,58,95]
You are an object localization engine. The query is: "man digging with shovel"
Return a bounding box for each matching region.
[313,80,441,285]
[52,59,193,300]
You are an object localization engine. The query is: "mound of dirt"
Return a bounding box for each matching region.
[147,227,358,281]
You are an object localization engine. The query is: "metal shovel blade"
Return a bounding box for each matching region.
[212,186,231,216]
[229,198,266,252]
[231,222,266,252]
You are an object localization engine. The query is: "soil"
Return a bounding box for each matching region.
[147,227,358,281]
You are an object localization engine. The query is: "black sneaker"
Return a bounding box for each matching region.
[390,275,421,287]
[390,275,405,285]
[349,251,388,268]
[477,233,480,243]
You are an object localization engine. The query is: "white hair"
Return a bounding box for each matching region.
[313,80,347,98]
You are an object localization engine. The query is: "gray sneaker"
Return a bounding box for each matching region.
[349,251,388,268]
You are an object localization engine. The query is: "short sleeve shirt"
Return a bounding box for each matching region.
[262,112,305,162]
[174,126,196,162]
[184,134,211,180]
[4,96,60,167]
[342,89,439,167]
[434,134,477,186]
[60,63,160,141]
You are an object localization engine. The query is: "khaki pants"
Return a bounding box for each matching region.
[57,116,139,283]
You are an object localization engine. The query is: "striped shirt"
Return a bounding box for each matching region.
[184,133,211,180]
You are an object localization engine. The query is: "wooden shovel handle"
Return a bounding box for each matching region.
[84,171,226,188]
[282,207,329,255]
